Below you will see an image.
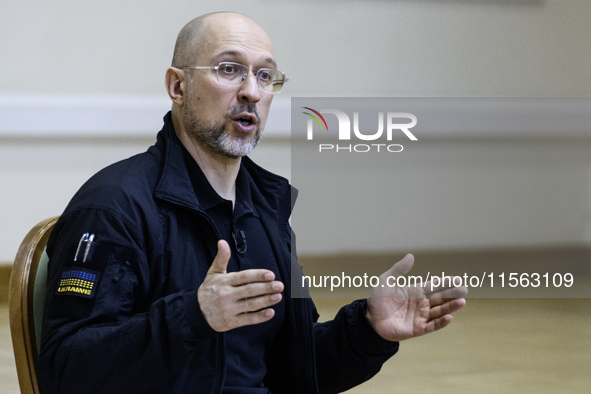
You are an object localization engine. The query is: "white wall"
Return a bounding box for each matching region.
[1,0,590,261]
[2,0,590,96]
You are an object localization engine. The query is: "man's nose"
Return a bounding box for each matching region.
[237,71,262,103]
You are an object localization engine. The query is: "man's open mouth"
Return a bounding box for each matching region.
[233,113,257,127]
[237,117,253,126]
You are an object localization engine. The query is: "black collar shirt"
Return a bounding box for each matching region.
[183,147,285,393]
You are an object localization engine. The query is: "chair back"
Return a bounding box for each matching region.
[9,217,59,394]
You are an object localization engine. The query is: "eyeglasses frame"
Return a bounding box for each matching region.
[183,61,288,94]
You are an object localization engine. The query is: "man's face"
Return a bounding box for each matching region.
[182,14,276,158]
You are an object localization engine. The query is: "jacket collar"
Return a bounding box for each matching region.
[151,112,296,223]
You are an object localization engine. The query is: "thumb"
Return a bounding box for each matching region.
[208,240,231,275]
[383,253,415,279]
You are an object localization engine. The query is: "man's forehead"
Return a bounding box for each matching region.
[211,49,277,68]
[198,14,275,64]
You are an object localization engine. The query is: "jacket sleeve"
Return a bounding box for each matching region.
[313,299,399,393]
[37,208,217,394]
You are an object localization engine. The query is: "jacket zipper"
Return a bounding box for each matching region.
[185,206,227,394]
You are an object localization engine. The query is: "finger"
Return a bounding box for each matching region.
[208,240,232,275]
[428,284,469,300]
[428,298,466,321]
[226,269,277,287]
[428,296,458,307]
[424,276,468,294]
[235,308,276,327]
[382,254,415,280]
[231,280,283,302]
[424,314,454,334]
[423,276,459,293]
[238,291,283,314]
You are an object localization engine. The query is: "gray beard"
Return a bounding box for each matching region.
[182,101,263,159]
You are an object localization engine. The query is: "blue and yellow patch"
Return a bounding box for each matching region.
[56,268,100,298]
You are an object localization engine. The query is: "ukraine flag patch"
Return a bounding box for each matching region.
[56,267,100,298]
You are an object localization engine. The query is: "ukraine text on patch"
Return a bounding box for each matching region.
[56,268,100,298]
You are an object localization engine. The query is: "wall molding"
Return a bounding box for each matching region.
[291,97,591,141]
[0,94,291,139]
[1,95,589,140]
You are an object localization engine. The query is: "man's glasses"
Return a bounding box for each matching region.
[184,62,288,94]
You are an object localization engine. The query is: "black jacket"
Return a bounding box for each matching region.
[38,112,398,393]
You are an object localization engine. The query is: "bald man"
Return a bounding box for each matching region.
[38,12,466,394]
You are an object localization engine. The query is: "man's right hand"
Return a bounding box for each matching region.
[197,239,284,332]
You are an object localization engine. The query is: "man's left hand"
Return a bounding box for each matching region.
[366,254,468,342]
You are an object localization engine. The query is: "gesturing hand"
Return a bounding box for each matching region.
[197,240,284,332]
[366,254,468,342]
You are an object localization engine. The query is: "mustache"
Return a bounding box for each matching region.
[227,104,261,122]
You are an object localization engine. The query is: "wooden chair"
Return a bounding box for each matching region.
[9,217,59,394]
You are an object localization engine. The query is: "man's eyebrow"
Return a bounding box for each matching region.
[214,50,277,68]
[263,57,277,68]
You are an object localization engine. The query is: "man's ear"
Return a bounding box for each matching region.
[165,67,186,105]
